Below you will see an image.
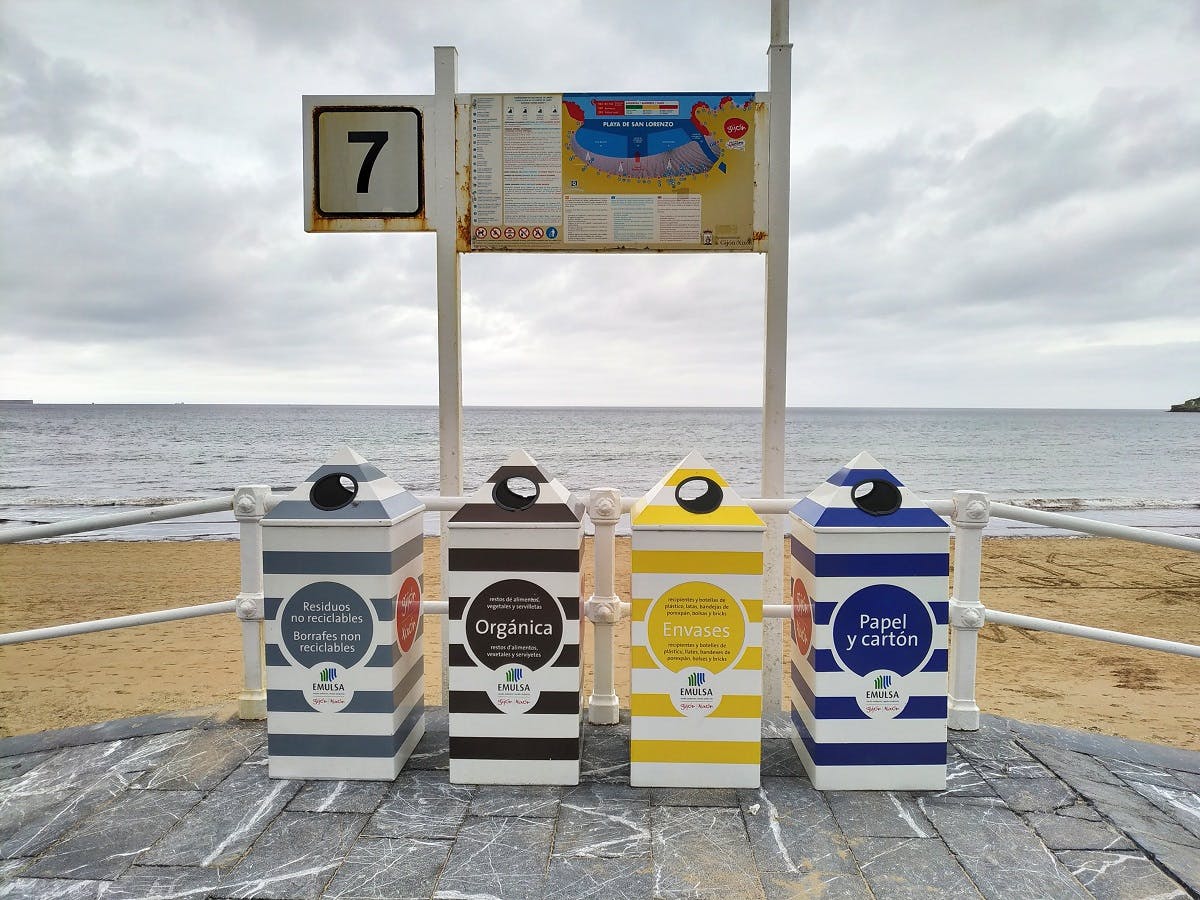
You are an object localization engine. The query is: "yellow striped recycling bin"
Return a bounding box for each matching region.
[262,447,426,780]
[446,449,585,785]
[630,450,766,788]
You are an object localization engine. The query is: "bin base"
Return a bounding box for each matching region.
[631,763,760,789]
[791,731,946,791]
[449,758,580,785]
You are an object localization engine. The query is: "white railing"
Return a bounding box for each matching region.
[2,484,1197,731]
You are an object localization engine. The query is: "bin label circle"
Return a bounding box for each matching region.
[646,581,745,674]
[464,578,563,672]
[395,576,421,653]
[831,584,932,677]
[792,578,813,656]
[281,582,374,671]
[671,666,722,717]
[487,663,541,715]
[303,662,354,713]
[857,669,908,719]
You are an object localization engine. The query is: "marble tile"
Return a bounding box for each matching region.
[470,783,561,818]
[0,709,216,759]
[651,787,740,808]
[545,854,655,899]
[102,865,226,900]
[984,775,1079,814]
[1172,769,1200,794]
[138,763,301,868]
[287,779,388,814]
[362,771,473,840]
[919,796,1091,899]
[553,797,650,859]
[1101,756,1186,789]
[849,837,983,899]
[826,791,933,838]
[213,811,364,899]
[651,806,764,899]
[1124,779,1200,840]
[1056,850,1190,899]
[578,727,630,784]
[403,729,449,771]
[23,789,199,880]
[0,770,134,859]
[0,859,29,879]
[0,753,53,782]
[1023,810,1135,851]
[322,836,451,900]
[759,869,872,899]
[562,780,649,805]
[1057,773,1200,850]
[138,724,261,791]
[434,816,553,898]
[741,778,858,877]
[1021,743,1126,789]
[1012,721,1200,776]
[935,751,996,799]
[761,712,793,740]
[761,739,806,778]
[0,878,109,899]
[1130,834,1200,894]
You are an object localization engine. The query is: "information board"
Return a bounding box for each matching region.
[465,92,765,252]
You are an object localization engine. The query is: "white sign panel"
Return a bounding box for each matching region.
[303,95,433,232]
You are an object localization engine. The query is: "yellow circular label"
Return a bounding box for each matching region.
[646,581,746,674]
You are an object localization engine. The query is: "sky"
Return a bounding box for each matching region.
[1,1,1197,409]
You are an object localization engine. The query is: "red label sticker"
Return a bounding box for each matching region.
[792,578,813,656]
[724,117,749,139]
[396,576,421,653]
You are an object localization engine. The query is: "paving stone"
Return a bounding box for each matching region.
[1123,831,1200,894]
[651,805,764,899]
[403,728,449,771]
[934,751,996,799]
[0,770,134,859]
[23,788,199,880]
[102,865,227,900]
[287,779,388,814]
[955,738,1045,773]
[919,796,1091,899]
[849,837,983,899]
[362,770,473,840]
[1056,849,1191,899]
[138,724,261,791]
[0,878,109,899]
[761,738,807,778]
[985,775,1079,813]
[213,811,364,899]
[759,870,873,899]
[562,779,649,805]
[1012,720,1200,776]
[138,763,301,868]
[1024,810,1136,851]
[1124,779,1200,840]
[470,783,561,817]
[0,753,53,782]
[1172,769,1200,793]
[741,779,858,878]
[0,708,217,759]
[0,859,28,878]
[434,815,553,899]
[544,854,655,899]
[1056,773,1200,850]
[826,790,932,838]
[579,726,630,784]
[553,794,650,859]
[1100,756,1186,789]
[651,786,740,807]
[322,836,451,900]
[761,712,793,739]
[1022,743,1125,789]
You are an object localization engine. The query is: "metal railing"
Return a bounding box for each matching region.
[2,484,1197,731]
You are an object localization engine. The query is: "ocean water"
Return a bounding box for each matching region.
[1,404,1197,540]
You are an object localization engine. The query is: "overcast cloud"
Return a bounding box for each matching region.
[1,1,1196,407]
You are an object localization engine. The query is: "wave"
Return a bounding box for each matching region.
[0,496,219,509]
[993,497,1200,512]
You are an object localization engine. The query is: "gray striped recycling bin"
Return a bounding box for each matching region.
[447,450,584,784]
[262,447,426,780]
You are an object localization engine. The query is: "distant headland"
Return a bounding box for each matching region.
[1169,396,1199,412]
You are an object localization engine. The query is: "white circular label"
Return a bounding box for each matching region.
[857,669,907,719]
[671,666,722,718]
[302,662,354,713]
[486,663,541,715]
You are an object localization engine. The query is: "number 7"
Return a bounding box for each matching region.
[348,131,388,193]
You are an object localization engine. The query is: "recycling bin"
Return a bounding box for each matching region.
[262,447,426,780]
[446,450,584,784]
[630,451,766,788]
[789,450,950,790]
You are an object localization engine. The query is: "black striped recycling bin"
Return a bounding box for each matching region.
[447,450,584,784]
[262,447,426,780]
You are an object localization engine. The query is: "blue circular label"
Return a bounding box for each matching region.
[546,226,559,239]
[281,582,374,670]
[831,584,933,677]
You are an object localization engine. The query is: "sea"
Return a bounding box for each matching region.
[1,405,1197,541]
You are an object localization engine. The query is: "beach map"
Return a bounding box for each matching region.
[468,92,761,252]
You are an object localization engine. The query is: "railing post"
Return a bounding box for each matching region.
[948,490,989,731]
[233,485,271,720]
[584,488,623,725]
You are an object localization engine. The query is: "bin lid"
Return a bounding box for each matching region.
[448,449,582,527]
[792,451,948,531]
[264,446,423,526]
[632,450,764,531]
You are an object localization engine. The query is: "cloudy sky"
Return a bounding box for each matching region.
[1,1,1196,408]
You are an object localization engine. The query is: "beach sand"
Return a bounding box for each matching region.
[2,536,1197,750]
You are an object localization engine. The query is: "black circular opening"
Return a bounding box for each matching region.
[310,473,358,511]
[493,476,540,512]
[850,479,903,517]
[674,476,724,515]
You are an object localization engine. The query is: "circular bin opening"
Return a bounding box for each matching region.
[675,476,724,515]
[493,476,540,512]
[850,479,903,517]
[310,473,358,511]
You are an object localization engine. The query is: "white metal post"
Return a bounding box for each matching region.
[434,46,463,706]
[948,490,990,730]
[584,489,623,724]
[233,485,271,720]
[761,0,793,712]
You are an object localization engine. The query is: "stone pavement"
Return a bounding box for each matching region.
[1,708,1197,899]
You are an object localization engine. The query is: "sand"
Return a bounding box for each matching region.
[1,536,1198,750]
